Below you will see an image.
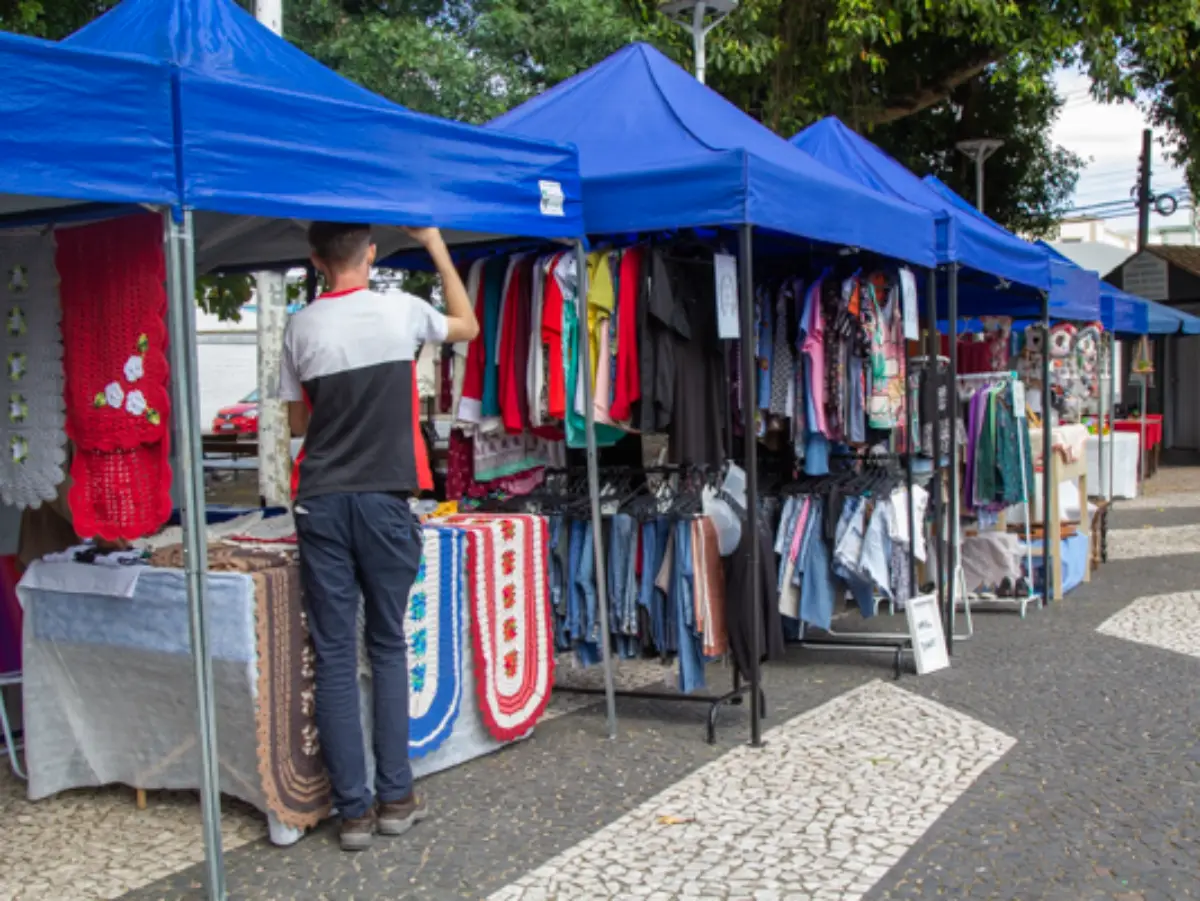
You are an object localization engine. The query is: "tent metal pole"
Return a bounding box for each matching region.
[1099,333,1109,501]
[738,224,763,748]
[1041,294,1054,601]
[1140,369,1148,485]
[1109,337,1117,500]
[164,209,226,901]
[946,264,959,653]
[573,240,618,740]
[927,270,944,620]
[903,315,916,601]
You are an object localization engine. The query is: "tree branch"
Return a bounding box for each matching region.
[864,53,1001,126]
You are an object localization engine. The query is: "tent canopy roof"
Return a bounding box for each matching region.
[792,117,1055,292]
[0,0,585,265]
[924,177,1100,321]
[489,43,938,266]
[0,31,177,213]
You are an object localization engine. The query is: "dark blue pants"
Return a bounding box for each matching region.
[295,492,421,820]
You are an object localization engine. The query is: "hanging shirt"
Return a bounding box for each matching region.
[610,248,643,424]
[543,253,568,422]
[456,259,492,426]
[769,281,795,418]
[586,252,616,387]
[479,257,506,425]
[527,256,546,429]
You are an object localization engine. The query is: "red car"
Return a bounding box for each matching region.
[211,389,259,435]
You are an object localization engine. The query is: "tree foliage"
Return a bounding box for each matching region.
[7,0,1200,274]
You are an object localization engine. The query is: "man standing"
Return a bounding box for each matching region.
[280,223,478,851]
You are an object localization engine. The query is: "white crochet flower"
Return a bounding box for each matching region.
[125,390,146,417]
[105,381,124,409]
[124,354,144,383]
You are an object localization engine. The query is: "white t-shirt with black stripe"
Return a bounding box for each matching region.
[279,287,448,500]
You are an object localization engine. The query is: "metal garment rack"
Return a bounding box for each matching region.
[954,369,1041,620]
[791,270,947,679]
[549,232,765,746]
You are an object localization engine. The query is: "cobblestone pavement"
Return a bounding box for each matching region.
[7,470,1200,900]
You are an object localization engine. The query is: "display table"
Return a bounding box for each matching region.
[1027,425,1089,602]
[1086,431,1139,499]
[18,558,518,846]
[1113,416,1163,477]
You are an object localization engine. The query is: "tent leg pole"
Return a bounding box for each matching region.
[573,241,618,740]
[1042,295,1054,601]
[164,209,225,901]
[946,265,959,653]
[1140,376,1148,485]
[927,269,943,621]
[738,224,763,749]
[1099,334,1108,501]
[1109,338,1117,500]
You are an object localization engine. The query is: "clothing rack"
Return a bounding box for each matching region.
[500,462,764,744]
[954,370,1041,619]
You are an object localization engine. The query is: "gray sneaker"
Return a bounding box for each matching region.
[377,795,428,836]
[339,812,375,852]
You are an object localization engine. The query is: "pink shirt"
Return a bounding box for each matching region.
[801,281,829,436]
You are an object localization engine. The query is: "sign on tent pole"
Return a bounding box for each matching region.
[254,0,291,507]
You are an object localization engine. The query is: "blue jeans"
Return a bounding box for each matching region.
[799,499,837,630]
[608,514,640,659]
[639,518,670,653]
[295,492,421,820]
[671,519,707,693]
[572,521,602,666]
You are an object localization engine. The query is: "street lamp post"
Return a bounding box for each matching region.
[659,0,737,84]
[956,138,1004,212]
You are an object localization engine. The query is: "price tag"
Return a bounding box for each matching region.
[714,253,739,339]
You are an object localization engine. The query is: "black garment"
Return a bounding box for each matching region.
[723,516,785,682]
[919,364,952,459]
[637,249,691,433]
[668,258,727,467]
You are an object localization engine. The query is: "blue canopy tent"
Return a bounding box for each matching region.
[64,0,586,271]
[490,44,938,265]
[0,31,177,216]
[3,3,592,898]
[793,118,1112,617]
[491,43,947,679]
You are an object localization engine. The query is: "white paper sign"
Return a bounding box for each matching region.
[904,593,949,675]
[714,253,739,339]
[538,180,564,217]
[899,267,919,340]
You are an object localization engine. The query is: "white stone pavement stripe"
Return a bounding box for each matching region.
[1108,524,1200,560]
[488,681,1016,901]
[1118,491,1200,511]
[1097,591,1200,660]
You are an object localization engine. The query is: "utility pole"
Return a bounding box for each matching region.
[254,0,291,507]
[956,138,1004,212]
[1137,128,1153,251]
[660,0,737,84]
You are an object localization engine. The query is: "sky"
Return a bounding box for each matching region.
[1051,67,1192,235]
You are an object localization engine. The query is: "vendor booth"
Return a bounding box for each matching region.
[1,0,591,895]
[794,118,1102,621]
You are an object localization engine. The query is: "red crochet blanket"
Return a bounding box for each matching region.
[56,214,172,540]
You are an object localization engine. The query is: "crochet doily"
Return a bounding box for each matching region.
[56,214,172,540]
[0,230,68,509]
[354,524,465,757]
[445,513,554,742]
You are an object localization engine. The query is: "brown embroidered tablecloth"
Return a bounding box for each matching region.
[250,563,331,830]
[149,544,332,829]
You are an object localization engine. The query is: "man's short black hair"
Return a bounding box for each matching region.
[308,221,372,268]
